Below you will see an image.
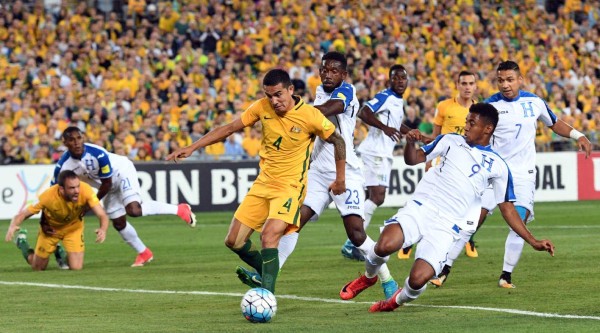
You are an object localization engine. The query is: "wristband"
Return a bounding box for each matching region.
[569,129,585,140]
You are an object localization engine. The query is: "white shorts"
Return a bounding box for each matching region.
[303,167,365,220]
[481,177,535,222]
[103,160,142,219]
[361,154,392,188]
[384,200,461,275]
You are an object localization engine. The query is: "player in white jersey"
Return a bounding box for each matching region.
[340,64,411,261]
[339,103,555,312]
[266,52,398,298]
[53,127,197,267]
[432,61,592,289]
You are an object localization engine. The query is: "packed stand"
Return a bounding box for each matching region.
[0,0,598,165]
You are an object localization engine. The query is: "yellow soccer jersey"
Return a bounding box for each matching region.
[433,98,474,135]
[241,96,335,185]
[27,183,100,228]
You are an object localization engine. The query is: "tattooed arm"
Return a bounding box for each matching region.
[324,131,346,195]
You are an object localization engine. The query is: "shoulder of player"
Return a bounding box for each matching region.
[84,143,109,157]
[39,185,59,203]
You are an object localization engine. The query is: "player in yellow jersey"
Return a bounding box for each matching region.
[5,170,109,271]
[167,69,346,294]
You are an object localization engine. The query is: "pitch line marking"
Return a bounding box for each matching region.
[1,280,599,321]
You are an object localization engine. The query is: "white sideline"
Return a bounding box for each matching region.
[1,280,599,321]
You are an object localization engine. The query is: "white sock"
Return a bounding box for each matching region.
[363,199,378,230]
[119,221,147,253]
[397,277,427,304]
[360,236,392,282]
[141,201,178,216]
[503,229,525,273]
[277,232,299,268]
[446,229,473,266]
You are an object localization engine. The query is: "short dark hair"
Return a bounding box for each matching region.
[497,61,521,74]
[57,170,78,187]
[322,51,347,71]
[62,126,82,140]
[457,70,476,81]
[263,69,292,88]
[389,64,407,78]
[469,103,499,130]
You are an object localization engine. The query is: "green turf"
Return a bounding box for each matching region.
[1,201,599,332]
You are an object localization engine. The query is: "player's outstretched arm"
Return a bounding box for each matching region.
[90,203,109,243]
[324,131,346,195]
[404,130,427,165]
[550,120,592,158]
[5,210,34,242]
[359,105,402,141]
[166,118,246,162]
[498,202,554,256]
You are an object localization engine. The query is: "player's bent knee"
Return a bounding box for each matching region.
[126,202,143,217]
[111,218,127,231]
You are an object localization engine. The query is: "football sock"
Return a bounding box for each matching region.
[365,245,389,279]
[119,221,147,253]
[277,232,299,268]
[363,199,378,230]
[261,248,279,293]
[503,229,525,273]
[446,229,473,266]
[362,237,393,282]
[141,201,178,215]
[397,277,427,304]
[500,270,512,282]
[233,239,263,275]
[16,238,33,263]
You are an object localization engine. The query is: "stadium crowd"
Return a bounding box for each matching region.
[0,0,598,164]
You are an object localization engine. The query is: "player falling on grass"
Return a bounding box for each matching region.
[5,170,109,270]
[167,68,346,294]
[402,71,479,261]
[431,61,592,289]
[339,103,555,312]
[54,127,197,267]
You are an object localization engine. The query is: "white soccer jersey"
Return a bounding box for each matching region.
[53,143,131,190]
[412,134,516,231]
[310,82,361,172]
[356,88,404,159]
[485,91,557,180]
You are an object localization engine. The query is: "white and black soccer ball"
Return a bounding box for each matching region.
[241,287,277,323]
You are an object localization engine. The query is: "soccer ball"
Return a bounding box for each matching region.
[241,288,277,323]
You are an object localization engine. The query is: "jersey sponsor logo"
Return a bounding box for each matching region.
[290,126,302,133]
[97,153,105,158]
[499,110,509,114]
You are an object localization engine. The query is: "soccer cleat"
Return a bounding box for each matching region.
[369,288,402,312]
[341,240,365,261]
[340,274,378,300]
[177,203,197,227]
[430,274,447,287]
[465,240,478,258]
[131,248,154,267]
[55,244,69,270]
[397,246,412,259]
[236,266,262,288]
[498,278,516,289]
[382,279,399,299]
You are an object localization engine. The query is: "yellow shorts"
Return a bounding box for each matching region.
[35,221,85,259]
[234,180,305,235]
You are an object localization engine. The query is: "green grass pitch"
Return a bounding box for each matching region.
[1,201,599,332]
